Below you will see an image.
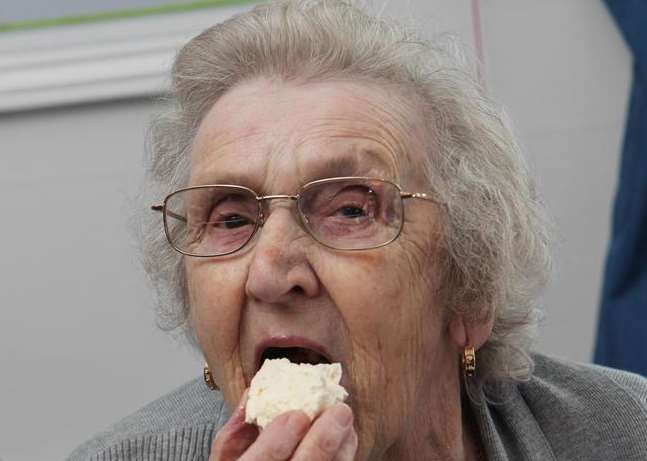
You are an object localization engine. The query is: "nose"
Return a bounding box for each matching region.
[245,206,320,304]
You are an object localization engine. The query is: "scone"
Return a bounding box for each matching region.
[245,358,348,430]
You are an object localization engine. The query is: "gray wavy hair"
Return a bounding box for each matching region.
[137,0,552,400]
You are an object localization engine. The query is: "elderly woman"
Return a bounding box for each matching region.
[70,1,647,460]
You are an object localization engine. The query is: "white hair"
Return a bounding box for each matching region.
[136,0,552,400]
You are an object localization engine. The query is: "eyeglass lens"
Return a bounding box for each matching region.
[164,178,403,256]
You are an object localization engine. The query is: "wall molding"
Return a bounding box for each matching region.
[0,4,253,113]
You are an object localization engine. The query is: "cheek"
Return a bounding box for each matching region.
[322,249,441,447]
[185,260,247,394]
[329,248,436,357]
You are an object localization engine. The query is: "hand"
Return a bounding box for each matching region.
[209,393,358,461]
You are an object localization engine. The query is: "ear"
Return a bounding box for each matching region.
[447,312,494,352]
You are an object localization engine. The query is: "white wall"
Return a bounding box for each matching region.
[0,1,631,460]
[0,100,202,461]
[1,0,205,23]
[480,0,630,360]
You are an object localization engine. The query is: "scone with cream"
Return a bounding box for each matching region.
[245,358,348,430]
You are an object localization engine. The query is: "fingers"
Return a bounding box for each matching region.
[291,403,356,461]
[238,410,311,461]
[210,391,259,461]
[211,397,357,461]
[333,426,358,461]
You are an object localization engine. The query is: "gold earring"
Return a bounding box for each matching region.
[203,362,219,390]
[462,346,476,378]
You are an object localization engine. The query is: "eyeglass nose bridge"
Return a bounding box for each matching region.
[255,194,300,226]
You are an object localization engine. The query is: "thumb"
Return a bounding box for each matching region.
[209,390,258,461]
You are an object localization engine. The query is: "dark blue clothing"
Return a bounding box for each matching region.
[594,0,647,376]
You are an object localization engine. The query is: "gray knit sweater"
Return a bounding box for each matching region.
[68,354,647,460]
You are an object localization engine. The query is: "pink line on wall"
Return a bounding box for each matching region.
[471,0,487,88]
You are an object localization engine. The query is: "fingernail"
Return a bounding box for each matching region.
[238,389,249,410]
[331,404,352,428]
[230,403,246,423]
[224,407,245,433]
[226,390,250,426]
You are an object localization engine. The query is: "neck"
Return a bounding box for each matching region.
[381,376,483,461]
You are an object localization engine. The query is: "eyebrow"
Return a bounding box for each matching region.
[191,149,395,191]
[303,150,394,182]
[191,171,261,190]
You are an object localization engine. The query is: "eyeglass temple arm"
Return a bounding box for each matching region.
[401,192,438,203]
[151,204,187,223]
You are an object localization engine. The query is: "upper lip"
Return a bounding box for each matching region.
[254,335,333,372]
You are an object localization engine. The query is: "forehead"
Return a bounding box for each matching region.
[190,78,426,190]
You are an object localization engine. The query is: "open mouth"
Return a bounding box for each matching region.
[253,336,336,375]
[260,346,332,367]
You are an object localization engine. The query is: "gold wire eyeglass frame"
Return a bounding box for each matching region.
[151,176,438,257]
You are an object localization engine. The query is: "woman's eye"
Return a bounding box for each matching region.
[335,189,378,218]
[337,205,366,218]
[215,214,251,229]
[205,193,256,230]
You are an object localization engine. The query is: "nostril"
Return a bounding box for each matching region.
[290,286,305,295]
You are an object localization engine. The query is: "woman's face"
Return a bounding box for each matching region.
[185,78,461,458]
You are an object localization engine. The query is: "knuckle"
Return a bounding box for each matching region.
[314,429,344,456]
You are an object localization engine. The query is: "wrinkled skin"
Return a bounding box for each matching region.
[185,78,491,460]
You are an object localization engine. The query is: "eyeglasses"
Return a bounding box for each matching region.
[151,176,437,257]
